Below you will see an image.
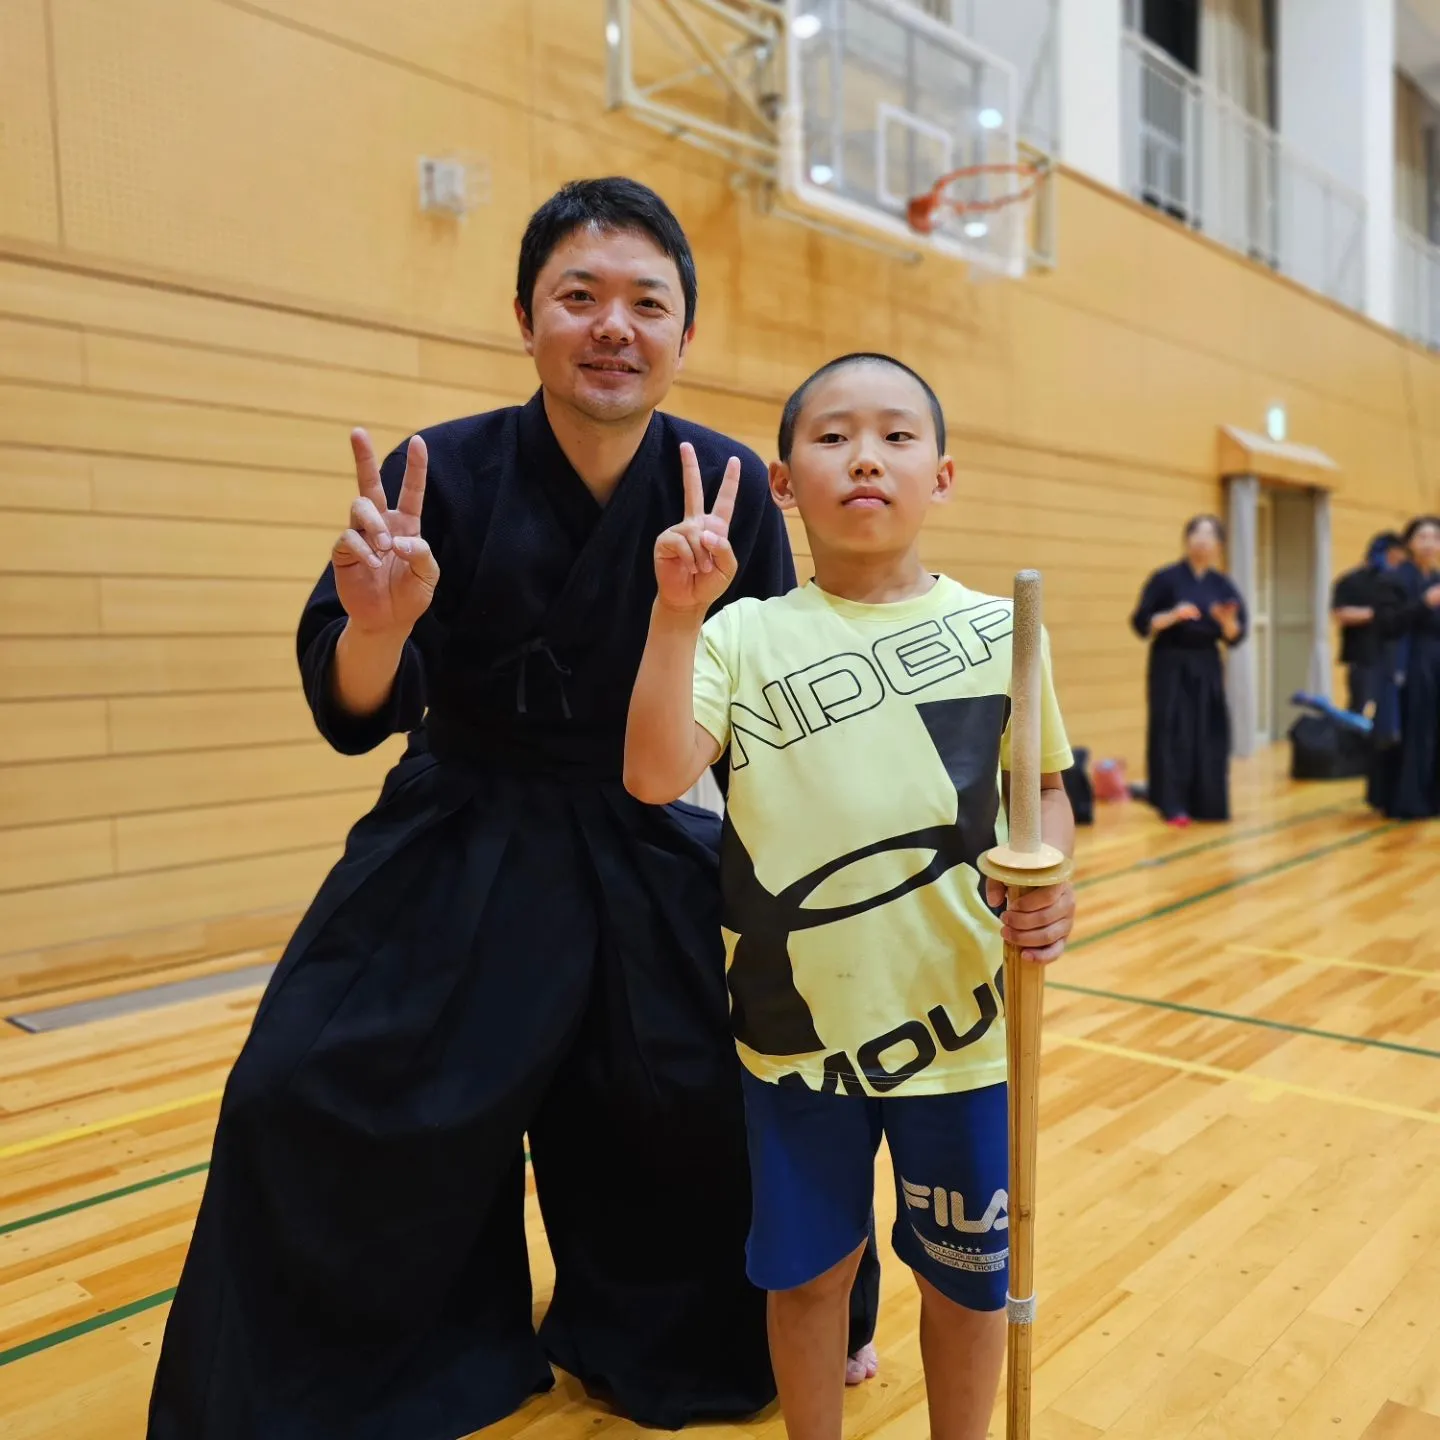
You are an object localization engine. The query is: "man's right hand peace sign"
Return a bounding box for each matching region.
[334,429,440,636]
[654,443,740,615]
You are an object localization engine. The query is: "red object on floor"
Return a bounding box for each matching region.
[1093,758,1128,802]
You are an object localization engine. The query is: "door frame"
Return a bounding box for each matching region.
[1217,425,1338,757]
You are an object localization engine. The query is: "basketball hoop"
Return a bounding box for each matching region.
[906,160,1047,238]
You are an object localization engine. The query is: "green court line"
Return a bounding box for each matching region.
[0,1152,531,1246]
[0,1147,538,1370]
[0,1287,175,1370]
[1075,802,1353,889]
[0,1163,210,1239]
[1049,980,1440,1061]
[1070,821,1402,952]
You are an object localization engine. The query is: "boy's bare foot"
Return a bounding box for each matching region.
[845,1343,880,1385]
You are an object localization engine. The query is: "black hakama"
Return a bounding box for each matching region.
[1373,561,1440,820]
[146,393,879,1440]
[1130,562,1248,822]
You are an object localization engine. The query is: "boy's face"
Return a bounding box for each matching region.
[769,364,953,556]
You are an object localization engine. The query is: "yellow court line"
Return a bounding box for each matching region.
[1047,1034,1440,1126]
[0,1089,225,1161]
[1227,943,1440,984]
[8,1029,1438,1163]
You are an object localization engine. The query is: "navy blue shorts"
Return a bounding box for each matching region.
[740,1069,1009,1311]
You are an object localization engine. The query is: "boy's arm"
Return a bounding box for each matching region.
[986,773,1076,963]
[624,604,723,805]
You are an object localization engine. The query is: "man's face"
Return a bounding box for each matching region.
[517,225,693,426]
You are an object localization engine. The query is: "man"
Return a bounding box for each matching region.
[146,178,877,1440]
[1332,531,1407,715]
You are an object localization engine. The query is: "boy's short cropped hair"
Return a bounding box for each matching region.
[777,353,947,462]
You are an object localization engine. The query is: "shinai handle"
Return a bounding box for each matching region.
[1001,568,1053,1440]
[979,569,1069,1439]
[1004,939,1043,1440]
[1008,570,1043,855]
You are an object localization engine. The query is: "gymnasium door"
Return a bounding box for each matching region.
[1269,487,1319,739]
[1248,485,1320,745]
[1222,427,1338,758]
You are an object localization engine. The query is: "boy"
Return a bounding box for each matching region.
[624,353,1076,1440]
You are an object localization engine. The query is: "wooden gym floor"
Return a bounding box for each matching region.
[2,747,1439,1440]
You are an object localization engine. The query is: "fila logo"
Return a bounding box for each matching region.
[902,1180,1008,1234]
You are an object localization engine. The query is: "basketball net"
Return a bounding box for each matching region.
[906,161,1045,284]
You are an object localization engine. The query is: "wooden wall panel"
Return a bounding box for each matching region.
[0,449,93,511]
[0,380,371,471]
[114,790,374,872]
[0,316,84,384]
[89,456,348,527]
[0,260,416,374]
[99,578,312,636]
[234,0,535,109]
[107,691,320,755]
[0,741,397,830]
[82,333,494,432]
[0,847,340,955]
[0,636,294,700]
[0,819,113,893]
[49,0,530,334]
[1,510,332,579]
[0,0,61,247]
[0,0,1436,968]
[0,577,101,635]
[0,700,110,764]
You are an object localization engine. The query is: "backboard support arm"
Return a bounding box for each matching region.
[605,0,1057,271]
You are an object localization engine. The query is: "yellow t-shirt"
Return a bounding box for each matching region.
[693,575,1072,1098]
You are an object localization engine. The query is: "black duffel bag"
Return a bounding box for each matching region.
[1288,712,1371,780]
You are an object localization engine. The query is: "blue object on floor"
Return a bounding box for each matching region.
[1290,692,1372,734]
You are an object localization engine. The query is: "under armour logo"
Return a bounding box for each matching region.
[902,1180,1009,1234]
[724,692,1010,1058]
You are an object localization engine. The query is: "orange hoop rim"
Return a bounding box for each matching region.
[906,161,1047,236]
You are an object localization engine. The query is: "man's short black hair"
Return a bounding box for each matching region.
[777,353,946,462]
[515,177,698,331]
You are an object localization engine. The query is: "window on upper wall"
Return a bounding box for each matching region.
[1429,125,1440,244]
[1130,0,1275,124]
[1397,70,1440,242]
[1394,70,1440,348]
[1132,0,1199,72]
